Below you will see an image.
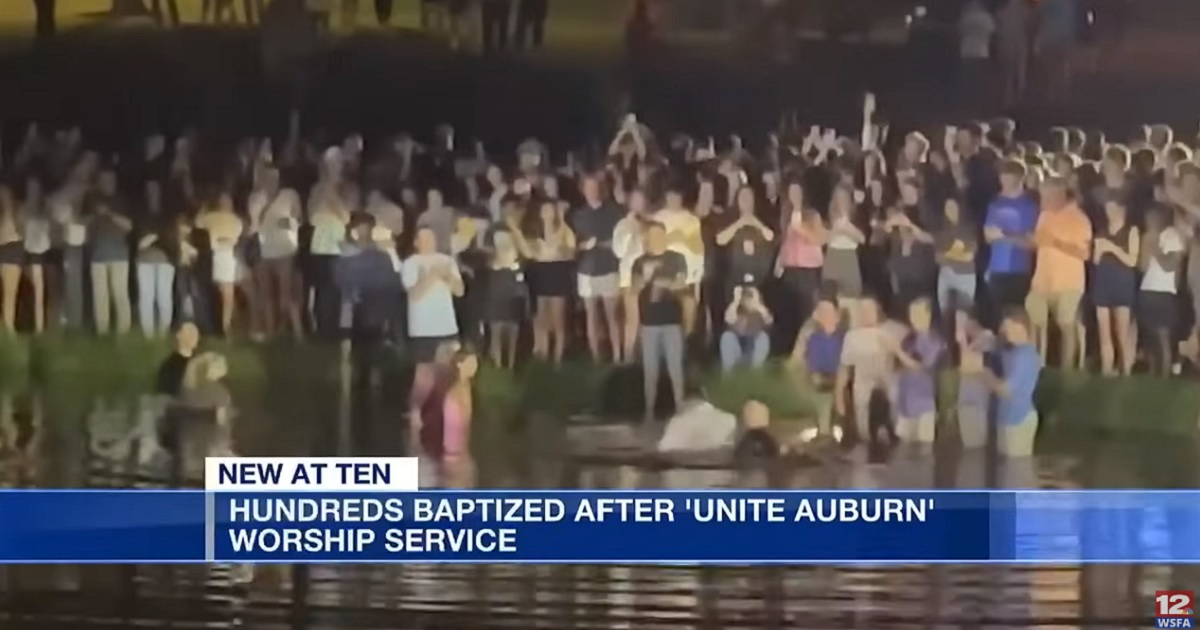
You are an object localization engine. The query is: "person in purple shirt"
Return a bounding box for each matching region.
[984,160,1039,318]
[956,315,996,450]
[889,298,944,448]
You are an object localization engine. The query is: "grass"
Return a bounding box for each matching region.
[2,332,1198,438]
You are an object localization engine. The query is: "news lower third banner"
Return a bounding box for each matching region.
[0,457,1197,564]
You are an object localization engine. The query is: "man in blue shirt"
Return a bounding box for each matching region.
[994,307,1042,458]
[984,159,1039,323]
[337,214,403,389]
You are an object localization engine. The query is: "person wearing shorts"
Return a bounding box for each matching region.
[631,222,687,422]
[571,175,623,362]
[1026,177,1090,366]
[1139,205,1184,375]
[984,160,1038,324]
[197,194,244,337]
[402,226,464,438]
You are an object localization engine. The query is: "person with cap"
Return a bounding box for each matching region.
[336,213,401,382]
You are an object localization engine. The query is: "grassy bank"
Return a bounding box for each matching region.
[0,333,1197,436]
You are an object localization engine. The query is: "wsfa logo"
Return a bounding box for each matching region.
[1157,591,1194,628]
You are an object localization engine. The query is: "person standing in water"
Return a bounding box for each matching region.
[890,298,944,450]
[834,297,894,448]
[419,348,478,490]
[156,322,201,397]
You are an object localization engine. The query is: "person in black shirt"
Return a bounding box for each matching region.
[631,222,688,421]
[155,321,200,475]
[483,237,527,368]
[156,321,200,397]
[571,175,624,362]
[715,187,775,317]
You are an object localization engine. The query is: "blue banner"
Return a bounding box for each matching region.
[1,490,1199,563]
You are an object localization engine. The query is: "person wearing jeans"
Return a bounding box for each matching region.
[632,222,687,422]
[934,197,977,315]
[135,185,176,337]
[719,285,772,371]
[87,174,134,335]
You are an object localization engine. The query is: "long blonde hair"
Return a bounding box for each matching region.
[182,352,228,391]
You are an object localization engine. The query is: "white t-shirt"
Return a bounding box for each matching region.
[250,189,302,259]
[309,208,347,256]
[21,204,51,254]
[613,216,644,289]
[401,253,461,338]
[827,218,860,251]
[1141,227,1185,293]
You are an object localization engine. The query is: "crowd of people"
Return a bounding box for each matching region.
[4,87,1200,458]
[174,0,552,53]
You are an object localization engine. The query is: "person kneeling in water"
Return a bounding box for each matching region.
[789,293,845,441]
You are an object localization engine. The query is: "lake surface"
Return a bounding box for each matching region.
[0,385,1196,628]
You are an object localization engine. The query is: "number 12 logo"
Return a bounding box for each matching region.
[1157,591,1195,617]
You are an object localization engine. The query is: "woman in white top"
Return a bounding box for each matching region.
[0,186,23,332]
[1138,206,1185,376]
[20,177,51,333]
[613,188,649,363]
[519,199,576,364]
[249,167,304,337]
[196,193,245,336]
[307,170,353,336]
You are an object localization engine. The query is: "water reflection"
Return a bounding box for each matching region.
[0,384,1196,627]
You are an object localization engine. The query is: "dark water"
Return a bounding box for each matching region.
[0,386,1197,628]
[2,19,1200,627]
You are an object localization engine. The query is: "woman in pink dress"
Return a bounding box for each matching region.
[419,349,478,462]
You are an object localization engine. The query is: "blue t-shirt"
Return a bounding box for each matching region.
[984,194,1038,275]
[998,343,1041,426]
[805,330,844,378]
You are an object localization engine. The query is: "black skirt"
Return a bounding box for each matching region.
[528,260,574,298]
[485,296,527,324]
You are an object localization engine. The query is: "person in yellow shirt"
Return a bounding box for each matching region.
[652,187,705,336]
[196,193,245,336]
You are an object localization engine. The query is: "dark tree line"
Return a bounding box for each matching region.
[31,0,168,41]
[32,0,56,40]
